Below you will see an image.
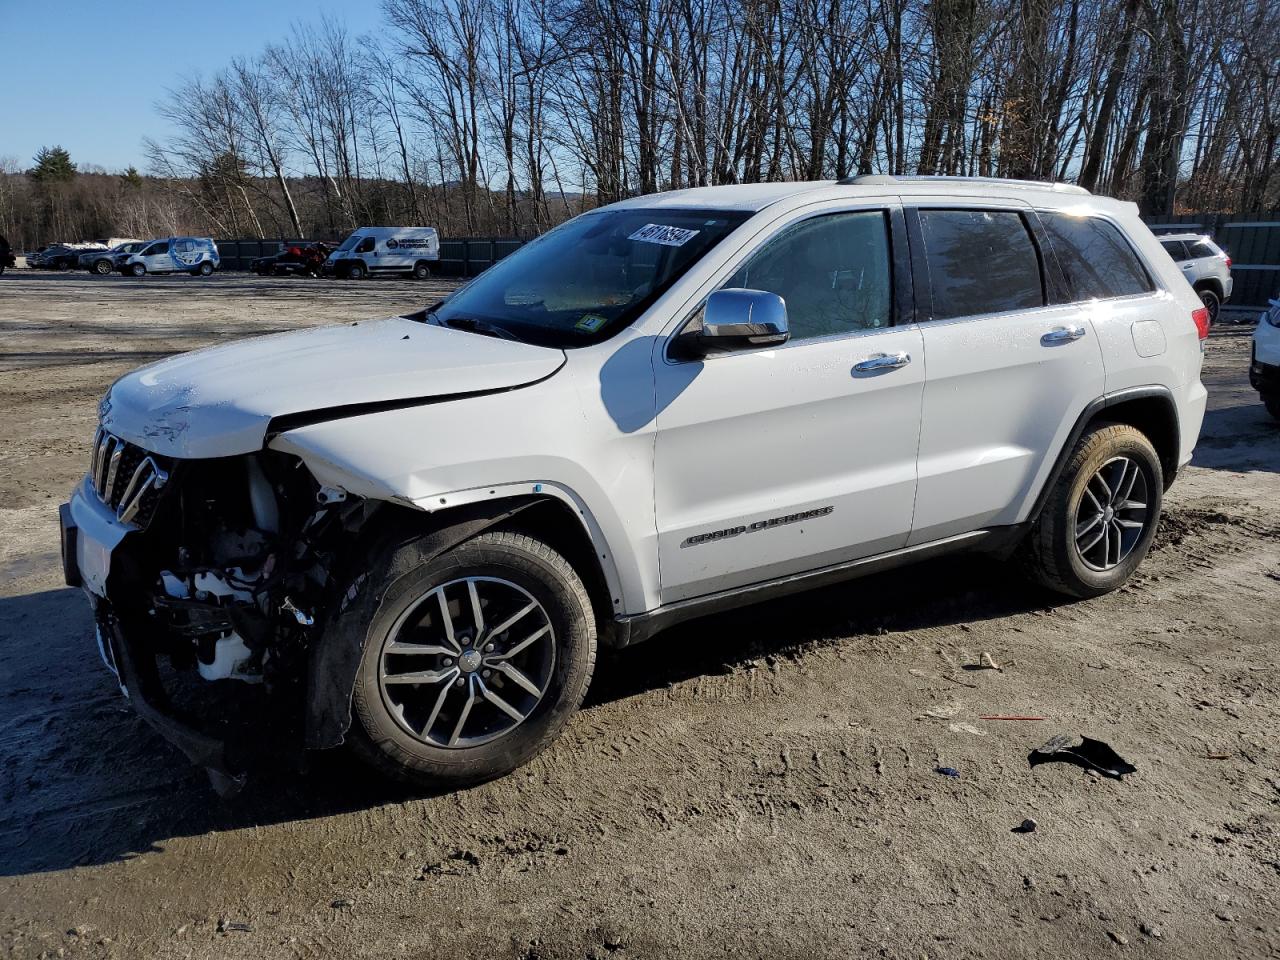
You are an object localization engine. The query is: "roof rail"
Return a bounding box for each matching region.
[838,174,1090,196]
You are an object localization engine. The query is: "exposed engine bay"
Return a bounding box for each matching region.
[142,454,364,686]
[96,442,379,772]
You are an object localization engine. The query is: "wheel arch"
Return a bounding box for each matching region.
[306,489,621,749]
[1029,386,1181,525]
[1192,276,1224,300]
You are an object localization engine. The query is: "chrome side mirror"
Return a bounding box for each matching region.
[683,288,789,357]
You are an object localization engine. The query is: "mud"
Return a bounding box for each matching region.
[1,274,1278,959]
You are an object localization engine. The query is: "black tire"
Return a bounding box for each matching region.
[1197,286,1221,324]
[130,263,146,277]
[1265,396,1280,423]
[412,261,431,280]
[93,259,113,276]
[347,261,367,280]
[193,261,214,277]
[1021,422,1163,599]
[349,530,596,788]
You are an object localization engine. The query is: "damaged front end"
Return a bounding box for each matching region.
[63,431,377,795]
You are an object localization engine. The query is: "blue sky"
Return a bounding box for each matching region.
[0,2,385,172]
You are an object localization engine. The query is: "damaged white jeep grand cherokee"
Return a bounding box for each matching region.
[61,176,1208,794]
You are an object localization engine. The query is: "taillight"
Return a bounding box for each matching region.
[1224,257,1232,268]
[1191,306,1210,340]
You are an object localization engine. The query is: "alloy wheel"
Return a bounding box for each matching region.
[378,576,556,748]
[1074,455,1151,571]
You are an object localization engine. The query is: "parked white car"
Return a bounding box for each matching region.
[1158,232,1233,323]
[121,237,219,276]
[61,176,1208,794]
[324,226,439,280]
[1252,299,1280,421]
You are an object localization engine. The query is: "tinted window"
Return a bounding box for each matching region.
[721,211,893,340]
[1041,213,1155,301]
[1187,240,1218,259]
[142,242,167,256]
[918,210,1043,319]
[1160,240,1188,261]
[356,237,376,253]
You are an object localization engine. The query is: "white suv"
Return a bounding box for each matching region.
[60,176,1209,793]
[1253,299,1280,421]
[1158,232,1233,323]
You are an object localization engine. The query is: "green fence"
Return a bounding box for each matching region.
[1145,213,1280,316]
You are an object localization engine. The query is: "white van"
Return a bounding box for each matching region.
[325,226,440,280]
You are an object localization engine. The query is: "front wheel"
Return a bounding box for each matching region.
[346,261,367,280]
[349,531,596,789]
[130,263,146,277]
[1265,396,1280,423]
[1021,422,1163,599]
[93,259,113,276]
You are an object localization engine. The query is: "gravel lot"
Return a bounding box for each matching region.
[1,272,1278,959]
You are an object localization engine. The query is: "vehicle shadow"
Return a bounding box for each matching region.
[0,551,1059,879]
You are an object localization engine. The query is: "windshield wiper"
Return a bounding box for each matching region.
[442,316,522,342]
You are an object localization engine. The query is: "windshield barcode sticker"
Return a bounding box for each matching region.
[629,224,700,247]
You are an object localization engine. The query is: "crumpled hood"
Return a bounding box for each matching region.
[100,316,566,458]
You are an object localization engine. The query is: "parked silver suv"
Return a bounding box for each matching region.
[1159,233,1233,323]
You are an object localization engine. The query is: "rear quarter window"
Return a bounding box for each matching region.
[918,209,1044,320]
[1187,240,1219,259]
[1041,213,1155,301]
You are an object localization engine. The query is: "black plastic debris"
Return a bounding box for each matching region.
[935,766,961,778]
[1028,734,1137,779]
[1012,818,1038,834]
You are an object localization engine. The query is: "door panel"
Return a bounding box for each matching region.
[650,204,923,603]
[909,305,1104,543]
[906,203,1105,543]
[653,326,925,603]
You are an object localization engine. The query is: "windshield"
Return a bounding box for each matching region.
[429,207,749,347]
[336,235,361,253]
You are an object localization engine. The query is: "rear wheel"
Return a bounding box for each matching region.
[1197,287,1221,324]
[412,261,431,280]
[349,531,596,788]
[130,263,146,277]
[1022,422,1163,599]
[196,261,214,276]
[1265,396,1280,422]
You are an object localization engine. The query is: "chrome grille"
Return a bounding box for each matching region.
[90,429,171,527]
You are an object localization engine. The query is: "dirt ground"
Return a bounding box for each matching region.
[1,272,1277,960]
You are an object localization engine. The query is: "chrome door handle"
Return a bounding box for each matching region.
[852,351,911,373]
[1041,325,1087,345]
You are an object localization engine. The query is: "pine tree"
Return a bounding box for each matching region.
[30,146,77,184]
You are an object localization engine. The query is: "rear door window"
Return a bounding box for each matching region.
[917,209,1043,320]
[1160,239,1189,261]
[1041,213,1155,301]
